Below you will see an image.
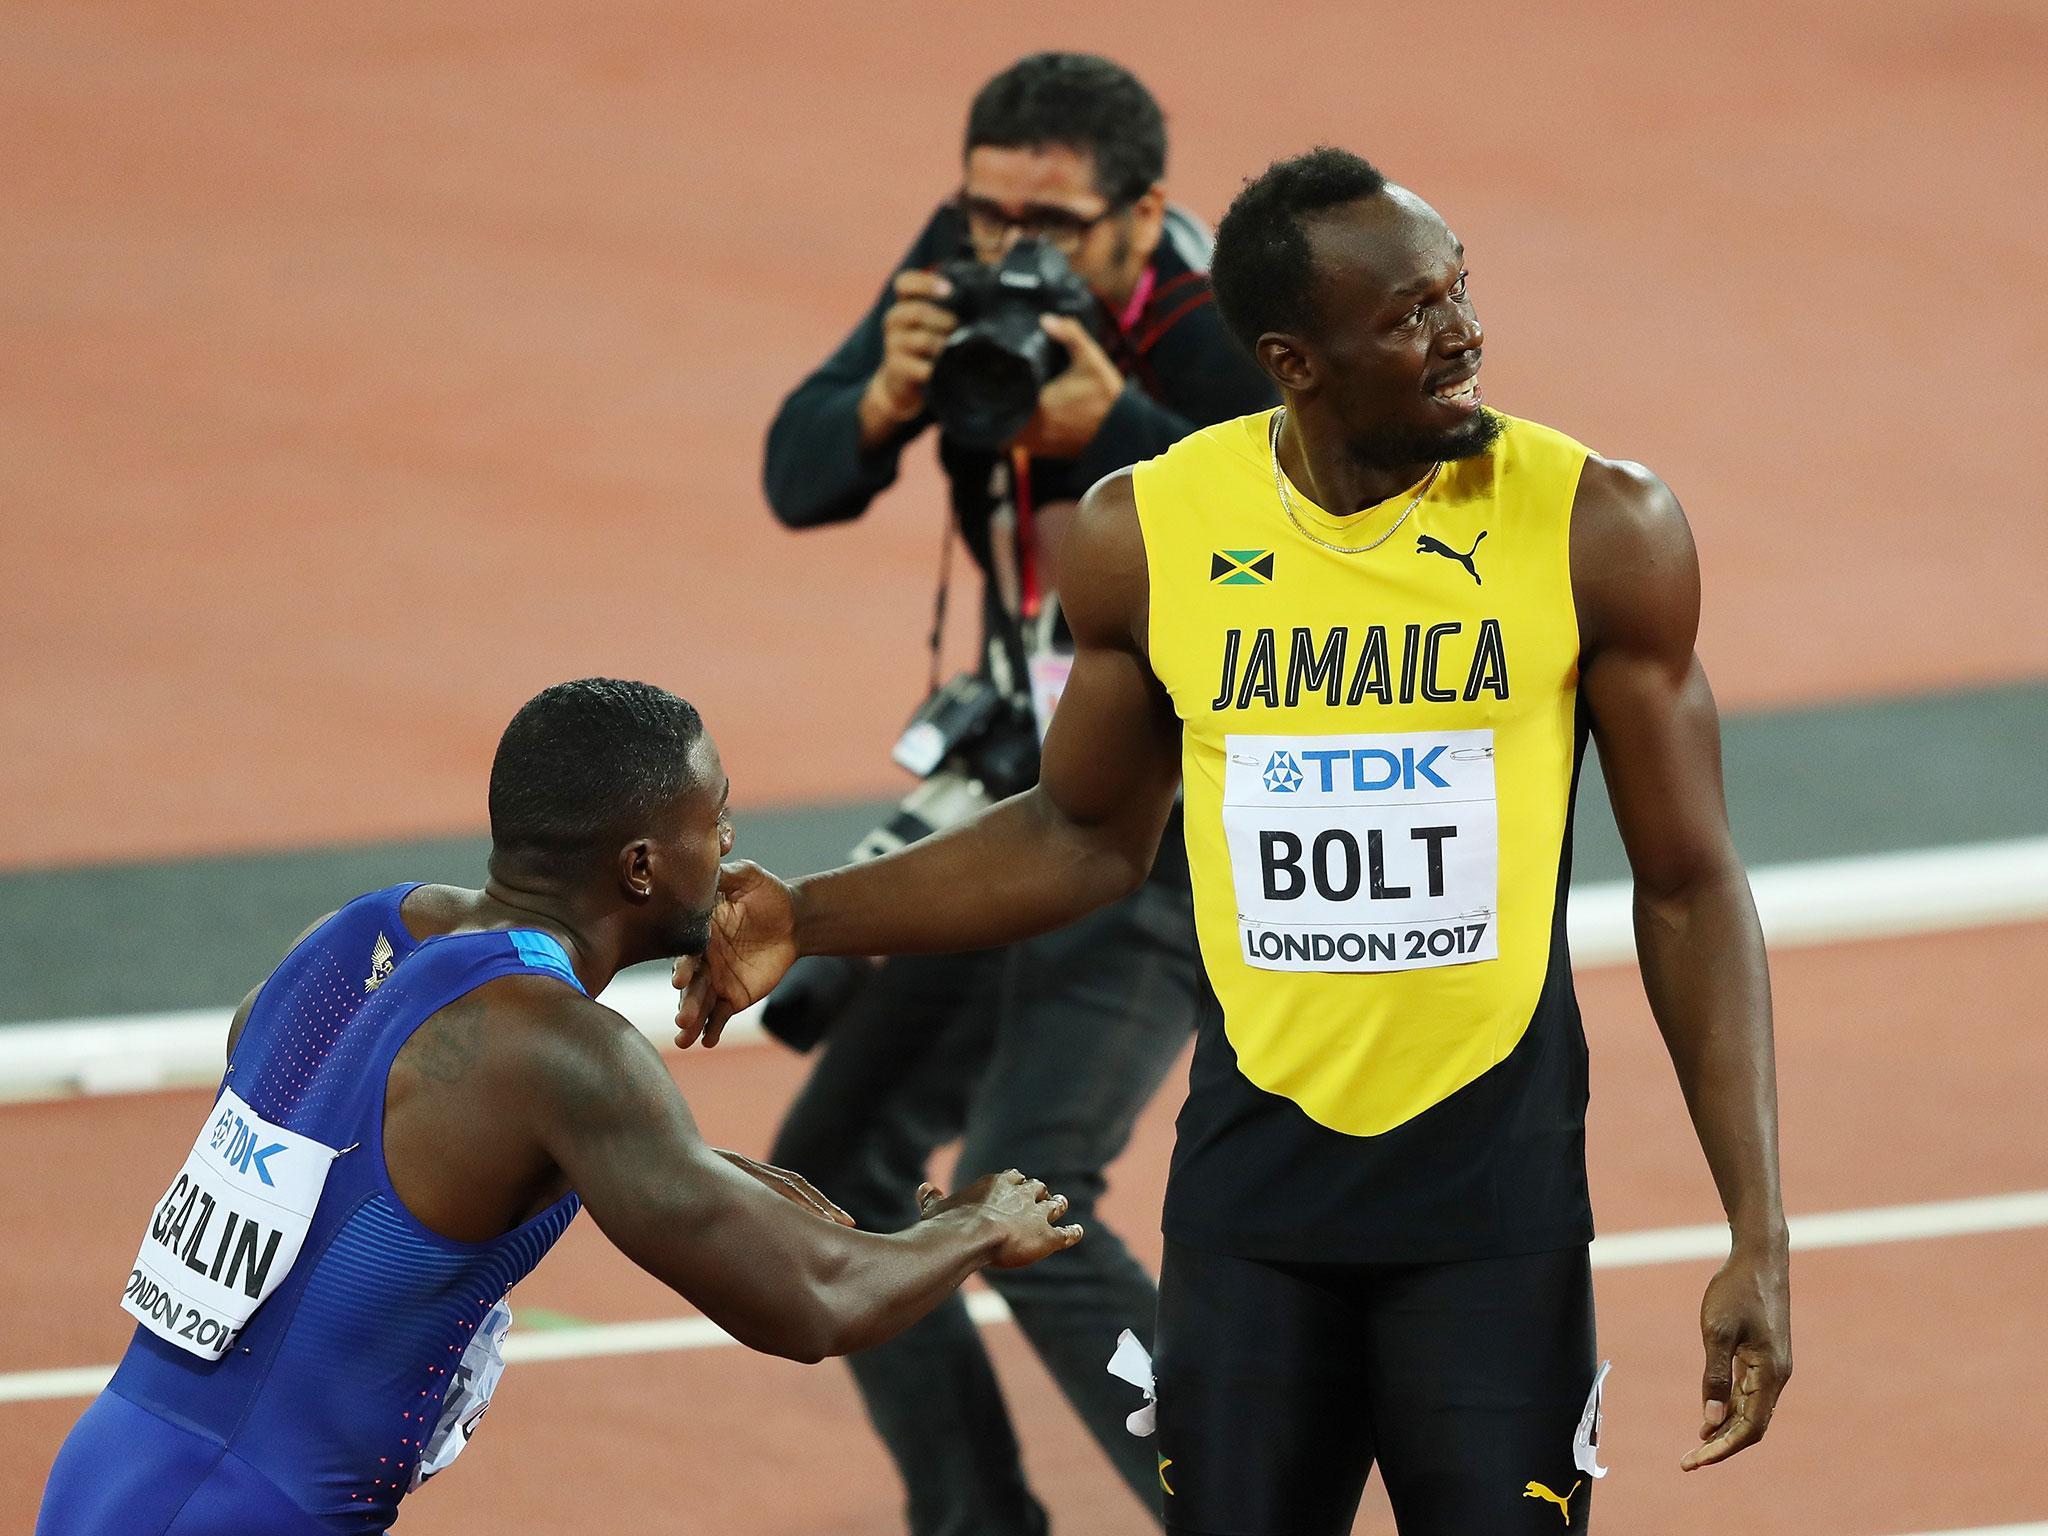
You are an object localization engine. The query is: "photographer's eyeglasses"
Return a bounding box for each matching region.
[957,192,1127,257]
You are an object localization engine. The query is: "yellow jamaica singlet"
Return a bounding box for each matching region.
[1135,409,1598,1263]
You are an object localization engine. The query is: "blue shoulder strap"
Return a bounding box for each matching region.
[506,930,587,995]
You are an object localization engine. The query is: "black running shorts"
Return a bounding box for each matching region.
[1154,1239,1600,1535]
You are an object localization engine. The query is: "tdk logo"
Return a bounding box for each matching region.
[209,1106,287,1187]
[1263,751,1304,793]
[1281,745,1451,794]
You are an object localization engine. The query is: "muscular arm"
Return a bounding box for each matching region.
[1573,457,1791,1464]
[520,991,1061,1363]
[788,469,1181,958]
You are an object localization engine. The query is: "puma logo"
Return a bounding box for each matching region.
[1522,1479,1582,1523]
[1416,530,1487,584]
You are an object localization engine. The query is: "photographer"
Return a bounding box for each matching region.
[761,54,1271,1536]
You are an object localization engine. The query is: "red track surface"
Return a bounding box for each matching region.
[6,925,2046,1532]
[3,0,2044,869]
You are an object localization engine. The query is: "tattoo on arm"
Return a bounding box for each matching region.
[409,1000,486,1085]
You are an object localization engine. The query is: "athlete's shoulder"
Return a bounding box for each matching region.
[284,882,444,970]
[1145,408,1273,476]
[290,883,411,947]
[1129,412,1270,534]
[1079,463,1137,515]
[1487,417,1682,551]
[486,977,688,1142]
[482,969,627,1038]
[1570,454,1700,654]
[1067,469,1149,651]
[1572,454,1693,559]
[1482,414,1687,542]
[454,970,649,1099]
[394,882,481,938]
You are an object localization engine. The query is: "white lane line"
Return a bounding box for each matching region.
[6,1189,2042,1407]
[1565,836,2048,969]
[504,1290,1019,1366]
[1887,1527,2048,1535]
[0,985,764,1101]
[0,1365,116,1405]
[1590,1189,2048,1268]
[5,836,2046,1101]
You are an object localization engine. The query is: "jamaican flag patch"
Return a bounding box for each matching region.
[1210,549,1275,585]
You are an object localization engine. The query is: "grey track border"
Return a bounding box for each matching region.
[2,680,2040,1024]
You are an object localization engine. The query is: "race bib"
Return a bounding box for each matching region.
[121,1087,340,1360]
[1221,730,1498,973]
[411,1300,513,1489]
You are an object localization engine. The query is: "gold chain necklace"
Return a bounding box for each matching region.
[1268,407,1440,556]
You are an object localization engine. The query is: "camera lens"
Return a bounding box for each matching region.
[928,313,1067,450]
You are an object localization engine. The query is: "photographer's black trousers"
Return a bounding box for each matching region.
[770,875,1204,1536]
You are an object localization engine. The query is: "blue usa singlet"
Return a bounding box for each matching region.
[37,886,584,1535]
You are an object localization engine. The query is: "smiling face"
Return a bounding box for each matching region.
[1275,186,1500,469]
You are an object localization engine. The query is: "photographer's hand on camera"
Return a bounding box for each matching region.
[1011,312,1125,460]
[857,271,957,450]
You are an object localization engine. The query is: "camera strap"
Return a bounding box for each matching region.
[1010,447,1047,619]
[982,499,1032,708]
[924,466,1036,711]
[1116,263,1158,337]
[1006,451,1072,740]
[925,506,956,698]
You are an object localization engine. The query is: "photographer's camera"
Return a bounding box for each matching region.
[925,239,1098,450]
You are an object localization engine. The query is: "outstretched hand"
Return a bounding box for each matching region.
[672,861,799,1049]
[1681,1248,1792,1470]
[918,1170,1083,1269]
